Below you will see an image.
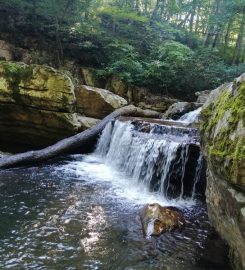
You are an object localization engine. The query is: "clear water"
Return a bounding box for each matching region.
[0,155,231,270]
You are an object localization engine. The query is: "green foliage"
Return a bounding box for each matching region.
[1,0,245,100]
[98,7,149,23]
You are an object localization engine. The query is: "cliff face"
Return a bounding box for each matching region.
[0,61,127,149]
[200,74,245,269]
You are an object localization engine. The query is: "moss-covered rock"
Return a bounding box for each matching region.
[200,74,245,187]
[200,73,245,269]
[0,61,101,148]
[0,61,76,112]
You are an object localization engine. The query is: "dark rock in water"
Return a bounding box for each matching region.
[140,203,186,237]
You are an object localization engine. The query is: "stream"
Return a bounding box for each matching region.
[0,117,231,270]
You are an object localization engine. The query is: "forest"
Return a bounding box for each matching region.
[1,0,245,99]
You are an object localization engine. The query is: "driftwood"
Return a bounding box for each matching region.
[0,105,161,169]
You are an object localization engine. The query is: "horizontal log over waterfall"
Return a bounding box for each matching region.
[0,105,161,169]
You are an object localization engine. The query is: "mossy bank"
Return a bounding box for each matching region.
[200,73,245,269]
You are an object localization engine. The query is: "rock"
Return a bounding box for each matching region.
[0,103,82,147]
[162,101,202,120]
[140,203,185,237]
[195,90,211,104]
[106,76,131,100]
[132,87,177,113]
[76,115,99,131]
[75,85,128,118]
[0,40,14,61]
[0,62,76,112]
[0,62,101,148]
[106,78,177,112]
[200,73,245,269]
[81,67,99,87]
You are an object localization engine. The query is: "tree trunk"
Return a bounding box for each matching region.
[0,106,161,169]
[223,15,234,55]
[151,0,160,19]
[232,6,245,65]
[204,0,221,47]
[189,0,197,33]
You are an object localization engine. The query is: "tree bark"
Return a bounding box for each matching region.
[232,6,245,64]
[223,15,234,55]
[0,106,161,169]
[189,0,197,33]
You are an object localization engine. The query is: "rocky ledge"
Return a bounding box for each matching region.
[0,61,127,148]
[200,73,245,269]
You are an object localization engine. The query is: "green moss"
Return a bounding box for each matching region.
[0,61,34,102]
[200,81,245,184]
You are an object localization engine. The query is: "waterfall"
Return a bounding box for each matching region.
[178,107,202,124]
[96,120,204,200]
[191,154,204,200]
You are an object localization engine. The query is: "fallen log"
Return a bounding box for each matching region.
[0,105,161,169]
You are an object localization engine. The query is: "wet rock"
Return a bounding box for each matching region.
[140,203,185,237]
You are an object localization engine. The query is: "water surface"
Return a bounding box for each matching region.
[0,155,231,270]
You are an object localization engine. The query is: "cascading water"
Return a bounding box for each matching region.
[178,107,202,124]
[95,119,205,200]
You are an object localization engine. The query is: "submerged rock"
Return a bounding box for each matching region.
[140,203,185,237]
[200,73,245,269]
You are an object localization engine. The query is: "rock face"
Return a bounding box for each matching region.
[200,73,245,269]
[0,62,100,148]
[105,77,177,112]
[162,101,201,120]
[195,90,211,104]
[75,85,128,118]
[140,203,185,237]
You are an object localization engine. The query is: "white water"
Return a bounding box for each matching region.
[178,107,202,124]
[57,119,203,207]
[191,154,204,200]
[96,121,200,199]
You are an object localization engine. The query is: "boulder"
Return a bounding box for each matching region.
[132,87,177,112]
[0,62,100,148]
[81,67,99,87]
[106,76,131,100]
[75,85,128,118]
[0,62,76,112]
[162,101,202,120]
[200,73,245,269]
[140,203,185,237]
[195,90,211,104]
